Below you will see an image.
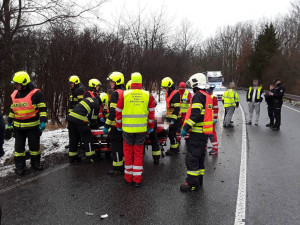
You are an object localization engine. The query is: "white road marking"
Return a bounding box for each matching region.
[234,104,248,225]
[0,163,69,194]
[283,104,300,113]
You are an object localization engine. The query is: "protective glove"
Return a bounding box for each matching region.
[6,123,12,129]
[39,122,46,131]
[100,118,106,123]
[147,128,154,134]
[170,120,175,125]
[103,127,109,134]
[181,98,187,102]
[117,128,122,132]
[181,129,188,137]
[213,119,218,124]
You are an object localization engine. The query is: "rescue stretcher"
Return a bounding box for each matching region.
[90,117,189,157]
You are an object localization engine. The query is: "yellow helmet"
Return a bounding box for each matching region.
[108,72,124,85]
[89,79,101,88]
[131,72,142,84]
[126,80,132,90]
[161,77,174,88]
[69,75,80,84]
[100,92,109,105]
[13,71,31,85]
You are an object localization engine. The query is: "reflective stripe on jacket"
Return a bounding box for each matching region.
[166,90,181,119]
[180,90,190,113]
[247,86,263,102]
[222,89,239,107]
[11,89,40,120]
[183,90,213,134]
[121,89,150,133]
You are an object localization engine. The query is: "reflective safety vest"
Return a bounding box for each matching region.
[166,90,181,119]
[247,86,262,101]
[11,89,40,120]
[180,90,190,113]
[122,89,150,133]
[222,89,239,107]
[184,90,213,135]
[84,91,95,98]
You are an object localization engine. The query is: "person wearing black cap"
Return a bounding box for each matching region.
[268,78,285,131]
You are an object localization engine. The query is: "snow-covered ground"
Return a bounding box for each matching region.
[0,94,167,178]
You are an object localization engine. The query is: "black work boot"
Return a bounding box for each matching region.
[69,155,81,163]
[154,158,160,164]
[165,148,178,156]
[15,156,26,176]
[31,155,44,171]
[180,182,198,192]
[266,123,274,127]
[107,167,124,176]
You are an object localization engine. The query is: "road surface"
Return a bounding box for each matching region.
[0,91,299,225]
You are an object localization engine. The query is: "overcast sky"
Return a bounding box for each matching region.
[98,0,292,37]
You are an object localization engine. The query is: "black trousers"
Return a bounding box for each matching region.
[0,112,5,157]
[149,121,160,159]
[14,126,41,169]
[274,106,282,128]
[68,121,94,158]
[168,118,180,150]
[186,132,208,187]
[110,126,124,170]
[267,106,275,125]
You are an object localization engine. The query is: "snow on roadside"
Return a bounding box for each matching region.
[0,128,68,178]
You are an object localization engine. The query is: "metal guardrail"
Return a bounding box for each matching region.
[284,94,300,101]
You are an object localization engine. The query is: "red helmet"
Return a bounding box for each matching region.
[179,82,186,88]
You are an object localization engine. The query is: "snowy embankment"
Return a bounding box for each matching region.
[0,93,166,178]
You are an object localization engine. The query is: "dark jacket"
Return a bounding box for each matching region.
[0,111,5,146]
[8,83,47,129]
[273,83,285,107]
[265,89,275,107]
[67,96,101,125]
[69,83,85,112]
[246,86,264,103]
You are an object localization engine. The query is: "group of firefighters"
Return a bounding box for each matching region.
[2,70,243,192]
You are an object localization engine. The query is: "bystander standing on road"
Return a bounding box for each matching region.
[268,78,285,131]
[222,82,239,128]
[246,79,263,126]
[264,84,275,128]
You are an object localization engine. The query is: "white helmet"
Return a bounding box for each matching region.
[187,73,207,89]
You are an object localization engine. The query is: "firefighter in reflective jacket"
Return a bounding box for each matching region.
[180,73,213,191]
[103,72,125,176]
[126,79,161,164]
[178,82,192,125]
[161,77,181,155]
[7,71,47,175]
[67,96,101,162]
[116,73,155,187]
[84,79,101,98]
[207,85,219,155]
[68,75,85,113]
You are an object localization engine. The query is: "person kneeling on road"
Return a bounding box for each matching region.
[116,72,155,187]
[67,96,101,163]
[180,73,213,192]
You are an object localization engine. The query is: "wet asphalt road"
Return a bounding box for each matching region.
[0,91,299,225]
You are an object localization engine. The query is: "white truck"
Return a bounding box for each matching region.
[203,71,226,101]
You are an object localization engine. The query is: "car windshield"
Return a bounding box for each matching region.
[215,87,226,91]
[208,77,223,82]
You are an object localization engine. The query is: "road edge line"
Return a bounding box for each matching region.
[0,163,69,194]
[283,104,300,113]
[234,104,248,225]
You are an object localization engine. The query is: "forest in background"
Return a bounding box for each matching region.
[1,0,300,124]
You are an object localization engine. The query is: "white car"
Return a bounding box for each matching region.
[213,86,227,101]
